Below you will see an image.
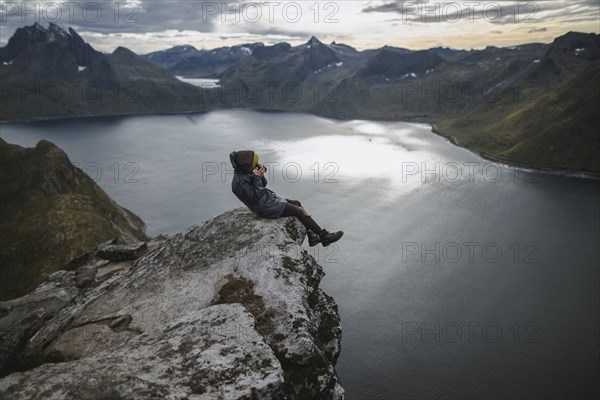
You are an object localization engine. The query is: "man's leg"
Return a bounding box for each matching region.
[285,199,315,221]
[284,199,315,231]
[281,202,343,247]
[280,203,323,235]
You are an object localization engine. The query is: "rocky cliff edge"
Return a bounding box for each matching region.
[0,208,344,399]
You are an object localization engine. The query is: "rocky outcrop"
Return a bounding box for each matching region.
[95,241,148,261]
[0,208,344,399]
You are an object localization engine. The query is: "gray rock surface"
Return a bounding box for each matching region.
[0,270,79,376]
[1,305,284,399]
[0,208,344,399]
[96,241,148,261]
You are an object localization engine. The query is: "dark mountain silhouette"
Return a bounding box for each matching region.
[145,42,264,78]
[428,46,462,58]
[1,23,100,67]
[0,23,210,121]
[216,36,358,110]
[145,44,203,68]
[357,49,445,82]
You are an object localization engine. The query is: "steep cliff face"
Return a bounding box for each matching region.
[0,208,344,399]
[0,138,148,301]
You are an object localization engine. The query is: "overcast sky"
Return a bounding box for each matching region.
[0,0,598,53]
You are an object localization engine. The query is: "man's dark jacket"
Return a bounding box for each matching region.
[230,151,286,219]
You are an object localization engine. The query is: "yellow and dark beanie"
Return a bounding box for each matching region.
[234,150,259,173]
[253,152,260,169]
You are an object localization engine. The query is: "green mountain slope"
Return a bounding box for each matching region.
[307,32,600,173]
[433,33,600,172]
[0,138,148,300]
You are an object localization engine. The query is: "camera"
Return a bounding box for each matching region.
[256,163,267,172]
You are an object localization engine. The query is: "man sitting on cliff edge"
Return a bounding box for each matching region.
[230,150,343,247]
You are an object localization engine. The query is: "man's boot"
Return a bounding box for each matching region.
[307,230,321,247]
[320,230,344,247]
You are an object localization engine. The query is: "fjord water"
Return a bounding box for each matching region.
[2,110,598,399]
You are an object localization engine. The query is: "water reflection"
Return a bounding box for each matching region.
[1,110,598,400]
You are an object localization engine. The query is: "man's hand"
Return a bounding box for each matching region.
[254,166,266,177]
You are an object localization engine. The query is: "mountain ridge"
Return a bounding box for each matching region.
[214,31,600,173]
[2,25,598,173]
[0,23,210,121]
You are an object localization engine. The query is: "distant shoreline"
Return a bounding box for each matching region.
[2,107,599,180]
[0,108,213,125]
[429,124,600,180]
